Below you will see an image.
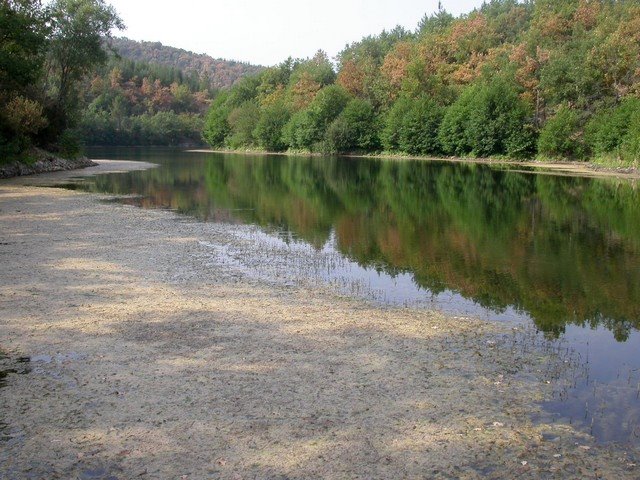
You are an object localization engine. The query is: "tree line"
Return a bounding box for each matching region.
[3,0,638,162]
[203,0,640,166]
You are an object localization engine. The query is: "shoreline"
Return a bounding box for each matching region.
[187,148,640,181]
[0,163,638,478]
[0,149,98,179]
[0,158,159,186]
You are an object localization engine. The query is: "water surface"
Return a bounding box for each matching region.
[60,147,640,444]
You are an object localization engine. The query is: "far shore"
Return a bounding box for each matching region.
[187,148,640,181]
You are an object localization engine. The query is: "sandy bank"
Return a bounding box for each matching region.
[0,159,158,186]
[0,163,637,479]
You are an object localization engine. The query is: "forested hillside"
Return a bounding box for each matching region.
[78,39,264,146]
[204,0,640,166]
[78,56,212,146]
[111,38,263,90]
[77,38,265,146]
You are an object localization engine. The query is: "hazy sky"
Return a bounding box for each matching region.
[104,0,485,66]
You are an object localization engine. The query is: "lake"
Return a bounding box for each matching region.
[59,147,640,445]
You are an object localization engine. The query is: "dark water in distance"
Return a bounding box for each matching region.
[66,147,640,444]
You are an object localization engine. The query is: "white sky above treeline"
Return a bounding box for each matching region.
[102,0,485,66]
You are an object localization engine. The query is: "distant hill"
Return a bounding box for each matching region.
[111,37,263,90]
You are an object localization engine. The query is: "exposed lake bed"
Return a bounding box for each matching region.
[1,152,639,478]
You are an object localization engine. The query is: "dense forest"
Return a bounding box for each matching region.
[204,0,640,166]
[79,40,263,146]
[111,38,263,90]
[3,0,639,163]
[78,56,213,146]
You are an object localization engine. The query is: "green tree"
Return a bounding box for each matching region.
[226,74,260,108]
[47,0,123,136]
[0,0,49,158]
[381,96,412,151]
[195,0,640,161]
[282,110,316,150]
[439,80,535,158]
[203,92,230,147]
[256,60,292,105]
[0,0,48,93]
[585,98,640,159]
[621,115,640,165]
[289,50,336,88]
[137,111,202,145]
[226,100,259,148]
[537,105,584,159]
[283,85,351,151]
[417,5,454,36]
[254,102,291,152]
[398,96,444,155]
[325,98,380,153]
[474,79,535,158]
[305,84,351,148]
[308,85,351,130]
[438,87,476,156]
[539,38,605,111]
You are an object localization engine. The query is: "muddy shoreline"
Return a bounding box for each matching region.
[0,161,638,479]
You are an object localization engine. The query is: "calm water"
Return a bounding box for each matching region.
[62,147,640,445]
